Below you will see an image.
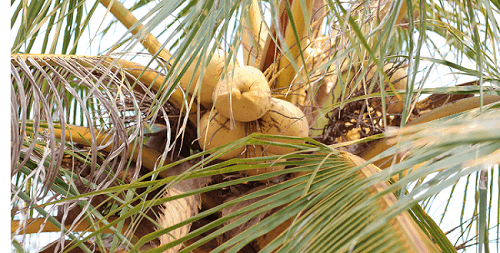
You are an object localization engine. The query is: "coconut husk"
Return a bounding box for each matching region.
[213,66,271,122]
[178,217,222,253]
[179,49,239,106]
[218,185,275,250]
[238,145,287,183]
[145,127,168,153]
[255,98,309,155]
[157,160,211,252]
[200,187,231,211]
[139,102,197,158]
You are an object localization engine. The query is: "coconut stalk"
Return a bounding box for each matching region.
[99,0,171,63]
[306,0,408,118]
[361,95,500,168]
[303,40,349,127]
[310,0,327,36]
[260,0,325,74]
[273,0,315,104]
[305,78,334,126]
[241,0,268,67]
[371,0,408,26]
[258,0,289,73]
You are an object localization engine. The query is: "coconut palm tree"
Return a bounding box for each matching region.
[11,0,500,252]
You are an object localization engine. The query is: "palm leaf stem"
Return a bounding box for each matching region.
[102,58,197,125]
[29,124,169,176]
[12,54,195,126]
[342,152,440,252]
[98,0,171,63]
[275,0,315,104]
[361,95,500,168]
[11,217,125,234]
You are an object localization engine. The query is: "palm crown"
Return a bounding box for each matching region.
[11,0,500,252]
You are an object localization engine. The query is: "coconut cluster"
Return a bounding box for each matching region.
[184,59,308,180]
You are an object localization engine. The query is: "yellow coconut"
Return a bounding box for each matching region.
[198,109,247,160]
[180,49,238,105]
[241,145,286,183]
[213,66,271,122]
[256,98,309,154]
[365,63,407,114]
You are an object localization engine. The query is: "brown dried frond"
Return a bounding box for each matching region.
[12,55,207,252]
[55,161,164,243]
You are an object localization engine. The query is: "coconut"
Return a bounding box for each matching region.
[213,66,271,122]
[198,109,247,160]
[256,98,309,154]
[241,145,285,183]
[180,49,238,105]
